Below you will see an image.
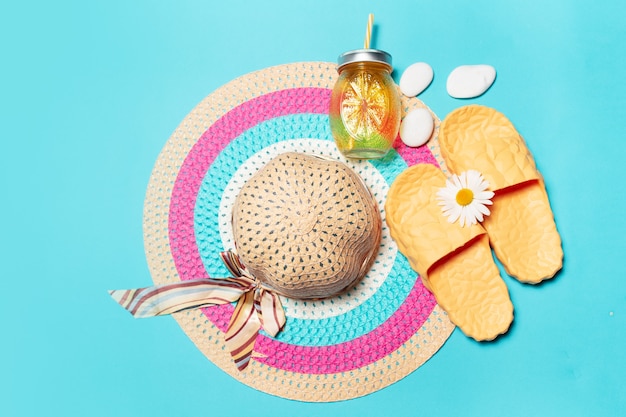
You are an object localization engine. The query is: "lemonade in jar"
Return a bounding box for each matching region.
[329,48,401,159]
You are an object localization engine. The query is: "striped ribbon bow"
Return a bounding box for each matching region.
[109,251,286,371]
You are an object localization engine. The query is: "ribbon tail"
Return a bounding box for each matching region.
[225,291,261,371]
[255,289,286,337]
[108,278,248,318]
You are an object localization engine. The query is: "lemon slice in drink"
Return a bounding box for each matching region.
[340,72,389,140]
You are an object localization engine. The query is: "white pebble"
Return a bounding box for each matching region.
[400,108,434,147]
[399,62,433,97]
[446,65,496,98]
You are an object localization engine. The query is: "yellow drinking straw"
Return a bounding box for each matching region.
[364,13,374,49]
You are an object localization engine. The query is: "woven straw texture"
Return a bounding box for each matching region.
[143,62,454,402]
[233,152,382,299]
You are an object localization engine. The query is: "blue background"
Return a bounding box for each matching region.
[2,0,624,416]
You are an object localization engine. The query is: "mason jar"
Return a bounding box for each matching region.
[329,49,401,159]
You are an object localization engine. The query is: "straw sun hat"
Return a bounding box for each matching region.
[233,151,382,300]
[116,62,455,402]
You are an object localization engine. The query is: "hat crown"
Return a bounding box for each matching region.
[232,152,382,299]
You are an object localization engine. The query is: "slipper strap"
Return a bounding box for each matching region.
[386,164,485,284]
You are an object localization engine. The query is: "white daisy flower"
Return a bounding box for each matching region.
[436,170,495,227]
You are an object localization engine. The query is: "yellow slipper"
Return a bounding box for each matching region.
[439,105,563,284]
[386,163,513,341]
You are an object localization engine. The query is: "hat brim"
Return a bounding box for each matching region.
[143,62,454,402]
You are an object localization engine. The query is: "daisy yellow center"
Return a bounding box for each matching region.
[455,188,474,206]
